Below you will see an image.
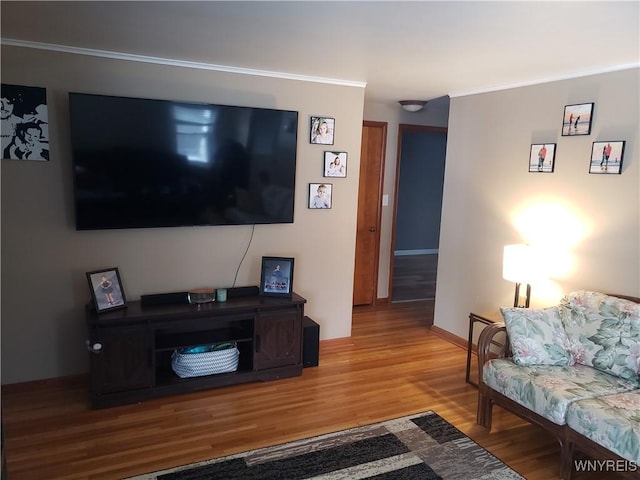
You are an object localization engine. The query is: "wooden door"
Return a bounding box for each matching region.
[353,121,387,306]
[254,309,301,369]
[90,326,153,394]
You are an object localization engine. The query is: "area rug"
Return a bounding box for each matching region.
[125,411,523,479]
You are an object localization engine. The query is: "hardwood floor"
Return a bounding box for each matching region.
[392,254,437,302]
[2,301,618,480]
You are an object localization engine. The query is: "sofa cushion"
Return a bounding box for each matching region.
[567,390,640,464]
[483,358,639,425]
[560,291,640,381]
[501,306,574,367]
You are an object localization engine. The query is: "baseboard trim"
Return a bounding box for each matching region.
[1,373,87,393]
[429,325,466,351]
[394,249,438,256]
[319,336,354,351]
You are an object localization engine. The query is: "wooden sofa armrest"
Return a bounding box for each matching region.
[476,322,508,428]
[476,323,509,384]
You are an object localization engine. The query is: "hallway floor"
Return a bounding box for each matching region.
[391,254,437,303]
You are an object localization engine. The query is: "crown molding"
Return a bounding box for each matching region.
[449,63,640,98]
[1,38,367,89]
[4,37,635,99]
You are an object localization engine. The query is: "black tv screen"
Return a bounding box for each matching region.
[69,93,298,230]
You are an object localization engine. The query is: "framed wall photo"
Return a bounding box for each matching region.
[310,116,335,145]
[86,267,127,312]
[561,102,594,136]
[260,256,294,297]
[308,183,332,209]
[528,143,556,173]
[1,83,50,161]
[589,141,625,174]
[323,151,347,178]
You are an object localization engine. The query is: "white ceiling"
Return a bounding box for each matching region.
[1,1,639,106]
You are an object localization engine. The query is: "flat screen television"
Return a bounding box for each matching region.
[68,93,298,230]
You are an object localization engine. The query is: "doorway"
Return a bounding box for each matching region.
[391,125,447,303]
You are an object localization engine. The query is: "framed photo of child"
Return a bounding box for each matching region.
[308,183,332,209]
[310,116,335,145]
[86,267,127,312]
[323,151,347,178]
[260,256,294,297]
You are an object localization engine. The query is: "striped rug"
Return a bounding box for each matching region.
[125,411,523,479]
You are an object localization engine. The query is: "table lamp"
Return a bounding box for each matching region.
[503,244,534,308]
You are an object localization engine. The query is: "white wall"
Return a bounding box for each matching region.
[1,46,365,384]
[435,68,640,340]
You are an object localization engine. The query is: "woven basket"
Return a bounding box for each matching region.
[171,342,239,378]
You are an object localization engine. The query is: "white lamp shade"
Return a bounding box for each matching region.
[503,244,536,283]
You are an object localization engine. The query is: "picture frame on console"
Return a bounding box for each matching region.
[86,267,127,312]
[260,256,294,297]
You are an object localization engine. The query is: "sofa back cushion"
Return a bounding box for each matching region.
[501,306,574,367]
[560,291,640,381]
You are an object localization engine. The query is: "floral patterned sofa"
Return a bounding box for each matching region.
[476,291,640,479]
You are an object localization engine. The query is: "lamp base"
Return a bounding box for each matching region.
[513,283,531,308]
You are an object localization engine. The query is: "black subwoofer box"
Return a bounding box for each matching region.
[302,316,320,368]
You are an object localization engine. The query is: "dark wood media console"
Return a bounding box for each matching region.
[86,293,306,408]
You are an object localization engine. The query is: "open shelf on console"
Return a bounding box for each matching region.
[154,341,254,386]
[155,327,253,351]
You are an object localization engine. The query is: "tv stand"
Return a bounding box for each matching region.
[86,293,306,408]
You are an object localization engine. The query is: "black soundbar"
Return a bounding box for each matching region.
[227,286,259,298]
[140,292,189,306]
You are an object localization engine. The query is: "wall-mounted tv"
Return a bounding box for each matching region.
[69,93,298,230]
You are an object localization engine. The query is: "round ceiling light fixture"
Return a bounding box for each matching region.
[399,100,427,112]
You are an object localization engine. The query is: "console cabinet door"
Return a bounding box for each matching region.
[254,309,301,370]
[90,326,154,394]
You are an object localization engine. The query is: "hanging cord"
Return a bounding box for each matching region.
[232,224,255,288]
